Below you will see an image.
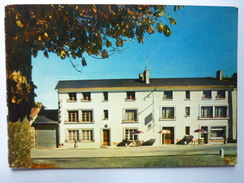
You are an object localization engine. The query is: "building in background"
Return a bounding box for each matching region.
[55,70,237,148]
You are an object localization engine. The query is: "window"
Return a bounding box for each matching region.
[216,90,226,99]
[124,110,137,122]
[68,111,79,122]
[82,130,94,142]
[103,110,109,120]
[126,91,136,100]
[82,110,93,122]
[185,107,190,116]
[67,129,94,142]
[201,106,213,118]
[68,130,79,141]
[68,93,77,101]
[210,127,226,138]
[185,91,190,99]
[162,107,175,119]
[203,90,212,99]
[185,126,190,135]
[163,91,173,99]
[199,106,228,119]
[125,129,138,141]
[215,106,227,118]
[103,92,108,101]
[82,92,91,101]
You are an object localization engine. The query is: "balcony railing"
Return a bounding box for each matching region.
[64,120,94,123]
[202,96,212,100]
[66,99,77,103]
[216,95,226,100]
[163,96,173,100]
[198,116,229,120]
[125,98,136,101]
[159,117,176,120]
[81,98,92,102]
[122,119,138,123]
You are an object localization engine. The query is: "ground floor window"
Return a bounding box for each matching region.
[210,126,226,138]
[125,129,138,141]
[68,130,79,141]
[185,126,190,135]
[82,129,94,142]
[67,129,94,142]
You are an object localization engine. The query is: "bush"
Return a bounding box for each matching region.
[8,120,32,168]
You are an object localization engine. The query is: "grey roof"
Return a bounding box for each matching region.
[55,77,235,91]
[33,116,58,124]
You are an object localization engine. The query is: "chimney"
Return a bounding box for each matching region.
[139,69,150,84]
[139,73,144,82]
[144,69,150,84]
[216,70,223,80]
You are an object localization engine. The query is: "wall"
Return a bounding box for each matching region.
[58,89,232,148]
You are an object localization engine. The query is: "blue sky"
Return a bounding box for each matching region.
[32,5,238,109]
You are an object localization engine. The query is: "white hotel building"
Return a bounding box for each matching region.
[55,70,237,148]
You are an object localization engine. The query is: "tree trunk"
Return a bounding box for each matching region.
[5,15,35,168]
[5,19,35,122]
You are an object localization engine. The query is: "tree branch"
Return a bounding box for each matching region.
[68,57,82,73]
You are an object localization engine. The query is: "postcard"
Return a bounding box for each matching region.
[5,4,237,169]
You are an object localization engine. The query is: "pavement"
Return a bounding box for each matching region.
[31,144,237,159]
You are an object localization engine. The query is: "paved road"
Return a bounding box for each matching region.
[31,144,237,168]
[31,144,237,158]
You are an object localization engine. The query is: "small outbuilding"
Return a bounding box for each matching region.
[32,115,59,148]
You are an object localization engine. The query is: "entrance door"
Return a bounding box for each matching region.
[162,127,174,144]
[103,129,110,146]
[202,126,208,144]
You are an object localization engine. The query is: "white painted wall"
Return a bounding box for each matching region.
[57,89,235,148]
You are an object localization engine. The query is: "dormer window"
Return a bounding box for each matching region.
[185,91,190,100]
[82,92,91,101]
[216,90,226,99]
[126,91,136,101]
[103,92,108,101]
[163,91,173,100]
[68,93,77,102]
[203,90,212,99]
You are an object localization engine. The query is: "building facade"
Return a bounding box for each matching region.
[55,70,237,148]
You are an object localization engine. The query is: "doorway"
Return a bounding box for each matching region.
[201,126,208,144]
[102,129,110,146]
[162,127,175,144]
